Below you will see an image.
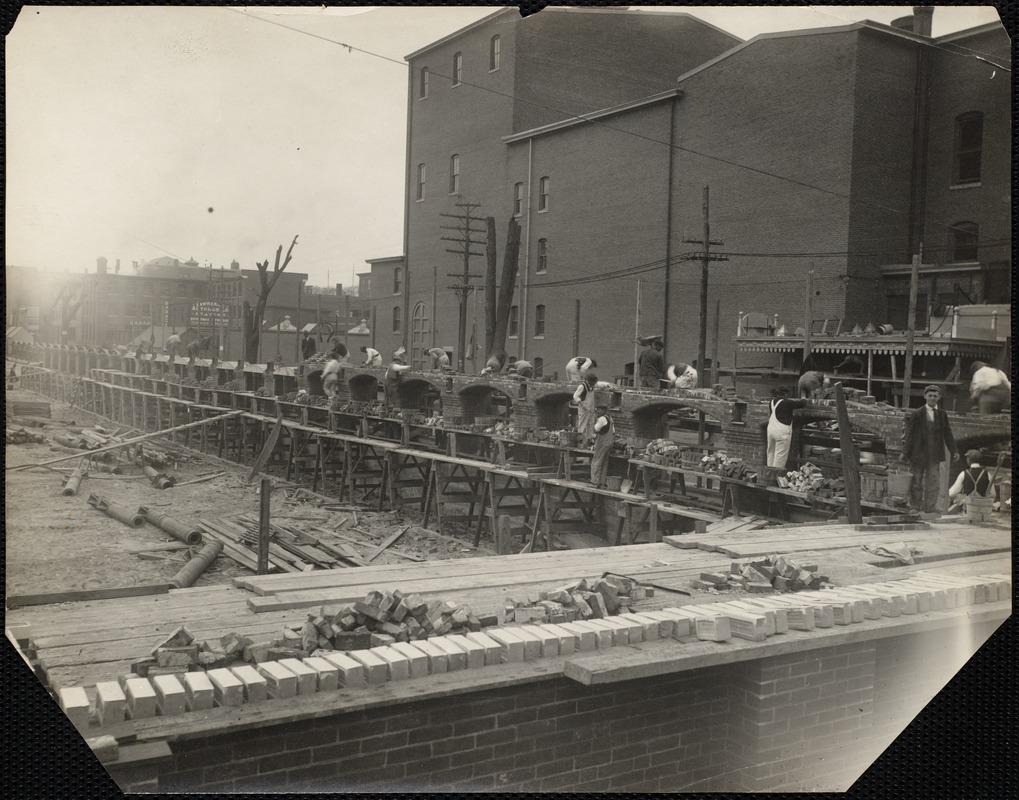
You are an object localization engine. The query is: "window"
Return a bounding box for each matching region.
[393,267,403,294]
[537,239,548,273]
[513,182,523,216]
[538,176,550,212]
[449,155,460,194]
[416,163,426,201]
[953,112,983,184]
[490,35,501,71]
[509,305,519,337]
[951,222,979,262]
[392,306,402,334]
[452,52,462,86]
[534,304,545,337]
[419,67,429,99]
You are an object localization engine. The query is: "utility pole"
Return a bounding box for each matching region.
[803,265,814,363]
[682,186,728,388]
[902,244,923,408]
[440,201,486,372]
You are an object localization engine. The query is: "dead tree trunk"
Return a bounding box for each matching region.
[491,218,521,357]
[485,217,498,358]
[243,235,299,363]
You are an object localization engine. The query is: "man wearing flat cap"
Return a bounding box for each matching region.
[900,385,959,513]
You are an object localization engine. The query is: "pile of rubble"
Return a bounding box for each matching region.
[778,462,845,498]
[505,575,653,623]
[691,555,830,593]
[6,427,47,445]
[639,438,681,465]
[134,590,499,675]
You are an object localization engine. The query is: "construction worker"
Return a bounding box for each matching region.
[948,449,993,511]
[321,357,344,399]
[186,336,213,360]
[900,384,959,513]
[330,341,351,365]
[969,361,1011,414]
[798,369,828,398]
[590,403,614,488]
[426,347,450,370]
[637,338,665,388]
[766,386,807,469]
[301,331,317,361]
[384,355,412,410]
[164,333,183,359]
[360,345,382,367]
[666,362,698,390]
[834,355,865,375]
[511,359,533,378]
[566,356,597,383]
[573,371,599,442]
[481,350,507,375]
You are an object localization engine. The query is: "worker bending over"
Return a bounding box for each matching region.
[566,356,597,382]
[573,371,599,442]
[666,362,698,390]
[360,346,382,367]
[766,387,807,469]
[164,333,183,359]
[186,336,213,360]
[511,359,533,379]
[481,350,507,375]
[321,357,344,399]
[969,361,1011,414]
[384,356,411,410]
[798,370,829,398]
[426,347,450,370]
[590,404,614,489]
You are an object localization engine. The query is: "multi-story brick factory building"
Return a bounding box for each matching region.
[397,7,1009,380]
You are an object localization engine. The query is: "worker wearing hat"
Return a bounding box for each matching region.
[384,354,411,411]
[948,449,993,509]
[900,385,959,513]
[637,337,665,388]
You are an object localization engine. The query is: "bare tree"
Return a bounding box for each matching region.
[243,235,299,362]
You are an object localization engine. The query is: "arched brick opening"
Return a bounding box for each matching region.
[348,373,381,402]
[632,400,727,440]
[305,369,326,396]
[535,392,574,430]
[458,384,512,423]
[398,378,443,412]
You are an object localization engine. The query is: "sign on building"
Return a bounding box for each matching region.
[190,301,228,327]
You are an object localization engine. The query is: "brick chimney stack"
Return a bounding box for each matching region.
[912,6,933,37]
[97,257,107,275]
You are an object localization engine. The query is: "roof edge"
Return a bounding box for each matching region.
[405,7,515,61]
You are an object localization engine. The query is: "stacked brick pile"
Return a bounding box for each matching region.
[777,462,845,498]
[505,575,653,623]
[692,555,830,593]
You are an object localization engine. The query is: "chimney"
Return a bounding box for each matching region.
[912,6,933,37]
[115,259,121,274]
[336,283,343,297]
[230,260,240,271]
[132,261,139,271]
[97,257,107,275]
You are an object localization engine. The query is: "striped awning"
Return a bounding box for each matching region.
[735,335,1004,359]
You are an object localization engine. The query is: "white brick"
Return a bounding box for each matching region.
[506,626,542,660]
[123,677,157,719]
[278,658,318,695]
[570,620,613,649]
[257,661,299,698]
[528,625,561,657]
[486,628,526,662]
[152,674,186,716]
[206,668,244,707]
[182,671,215,711]
[429,637,468,671]
[464,632,504,666]
[302,656,339,691]
[557,622,597,652]
[95,681,126,726]
[619,613,659,641]
[390,641,431,677]
[230,665,268,703]
[322,652,367,688]
[408,639,449,673]
[370,646,411,681]
[445,634,486,668]
[59,686,90,730]
[539,623,577,655]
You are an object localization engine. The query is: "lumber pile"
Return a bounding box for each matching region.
[691,554,830,593]
[506,575,654,623]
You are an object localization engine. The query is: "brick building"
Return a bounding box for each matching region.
[398,7,1010,380]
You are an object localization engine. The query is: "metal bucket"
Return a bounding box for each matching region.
[886,471,913,498]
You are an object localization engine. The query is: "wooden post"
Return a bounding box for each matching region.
[711,298,720,388]
[258,477,271,575]
[572,299,580,357]
[803,266,814,362]
[633,280,642,387]
[902,248,922,408]
[866,349,873,398]
[495,515,513,555]
[833,382,863,524]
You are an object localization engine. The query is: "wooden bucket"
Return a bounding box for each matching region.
[965,494,994,523]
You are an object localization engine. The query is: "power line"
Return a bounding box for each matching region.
[226,7,1007,243]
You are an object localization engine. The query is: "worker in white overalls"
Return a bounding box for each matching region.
[573,371,599,443]
[766,386,807,469]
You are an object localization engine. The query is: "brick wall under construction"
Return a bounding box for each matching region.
[109,631,981,794]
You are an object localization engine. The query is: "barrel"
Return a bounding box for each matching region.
[965,494,994,524]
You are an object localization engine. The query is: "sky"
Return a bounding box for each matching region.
[5,5,1003,288]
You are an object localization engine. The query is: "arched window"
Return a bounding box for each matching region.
[538,176,550,212]
[452,52,462,86]
[419,67,429,99]
[953,112,983,184]
[951,222,979,262]
[393,267,402,294]
[509,305,519,337]
[449,155,460,194]
[490,35,501,71]
[513,182,524,216]
[537,239,548,273]
[392,306,402,334]
[534,304,545,337]
[416,163,426,201]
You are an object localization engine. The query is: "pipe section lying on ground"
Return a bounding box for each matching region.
[87,493,145,528]
[168,540,223,589]
[61,465,88,497]
[138,507,203,546]
[142,464,175,490]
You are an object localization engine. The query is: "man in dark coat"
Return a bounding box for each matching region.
[900,384,959,513]
[301,332,317,361]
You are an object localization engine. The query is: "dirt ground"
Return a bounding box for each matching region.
[5,387,496,599]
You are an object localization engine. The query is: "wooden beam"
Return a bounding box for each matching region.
[366,526,410,563]
[7,583,170,608]
[834,382,863,524]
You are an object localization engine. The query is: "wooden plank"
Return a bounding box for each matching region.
[366,526,411,563]
[7,583,170,609]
